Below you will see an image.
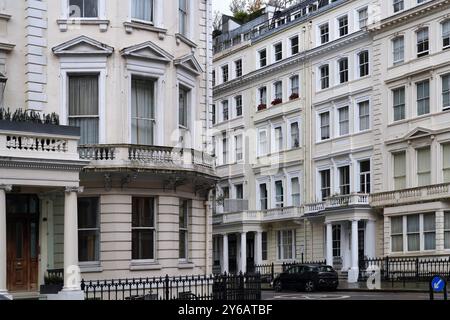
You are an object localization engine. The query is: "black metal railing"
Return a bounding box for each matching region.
[80,273,261,301]
[253,260,327,283]
[359,256,450,282]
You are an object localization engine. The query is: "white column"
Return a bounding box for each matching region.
[222,234,229,274]
[254,231,262,266]
[326,222,333,267]
[0,185,12,300]
[240,232,247,273]
[53,187,84,300]
[366,220,376,259]
[348,219,359,283]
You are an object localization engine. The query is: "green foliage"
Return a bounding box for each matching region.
[0,107,60,125]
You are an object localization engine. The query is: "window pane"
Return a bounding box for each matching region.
[132,230,154,260]
[391,216,403,234]
[132,198,154,227]
[132,78,155,145]
[423,213,435,232]
[392,235,403,252]
[417,147,431,186]
[132,0,153,21]
[407,215,419,233]
[69,75,99,145]
[78,197,99,229]
[79,230,99,262]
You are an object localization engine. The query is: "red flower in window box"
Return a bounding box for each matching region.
[271,98,283,106]
[257,104,267,111]
[289,93,299,100]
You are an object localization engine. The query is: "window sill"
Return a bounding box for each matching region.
[0,13,11,22]
[57,19,110,32]
[123,21,168,39]
[79,263,103,273]
[178,262,195,269]
[175,33,197,50]
[130,261,162,271]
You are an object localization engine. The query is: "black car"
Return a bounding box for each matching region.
[272,264,339,292]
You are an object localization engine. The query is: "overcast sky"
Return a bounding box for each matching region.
[213,0,232,15]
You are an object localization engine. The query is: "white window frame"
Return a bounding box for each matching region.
[272,123,284,153]
[357,99,371,132]
[277,229,295,261]
[392,36,405,65]
[64,0,105,19]
[273,42,283,62]
[287,117,300,149]
[130,0,156,25]
[258,48,267,68]
[258,128,269,156]
[337,14,349,38]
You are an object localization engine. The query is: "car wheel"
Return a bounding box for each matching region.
[274,281,283,292]
[304,281,315,292]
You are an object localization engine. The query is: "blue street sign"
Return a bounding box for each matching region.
[431,276,446,293]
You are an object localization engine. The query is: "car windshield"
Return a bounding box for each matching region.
[317,266,334,272]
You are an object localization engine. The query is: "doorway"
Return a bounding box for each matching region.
[6,195,39,292]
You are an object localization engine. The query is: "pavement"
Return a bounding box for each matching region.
[262,290,438,300]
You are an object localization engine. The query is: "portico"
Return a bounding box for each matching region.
[0,121,87,299]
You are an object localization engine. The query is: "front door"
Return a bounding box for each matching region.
[6,195,39,292]
[358,222,365,269]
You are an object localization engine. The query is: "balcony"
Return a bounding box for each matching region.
[78,144,216,177]
[304,194,370,215]
[0,120,81,162]
[213,206,303,225]
[370,183,450,208]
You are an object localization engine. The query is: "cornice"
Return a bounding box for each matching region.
[0,158,88,171]
[369,0,450,33]
[213,31,368,97]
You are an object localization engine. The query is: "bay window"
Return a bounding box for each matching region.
[132,77,155,144]
[132,197,156,260]
[69,74,99,145]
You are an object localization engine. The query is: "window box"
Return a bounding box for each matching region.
[257,104,267,111]
[271,98,283,106]
[289,93,299,100]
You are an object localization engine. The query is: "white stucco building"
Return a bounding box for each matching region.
[212,0,450,283]
[0,0,215,300]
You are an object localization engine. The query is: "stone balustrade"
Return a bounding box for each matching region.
[370,183,450,207]
[304,193,370,214]
[78,144,216,176]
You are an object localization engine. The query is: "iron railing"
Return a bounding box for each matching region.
[359,256,450,282]
[80,273,261,301]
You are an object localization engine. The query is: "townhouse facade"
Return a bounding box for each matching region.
[211,0,450,283]
[0,0,215,300]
